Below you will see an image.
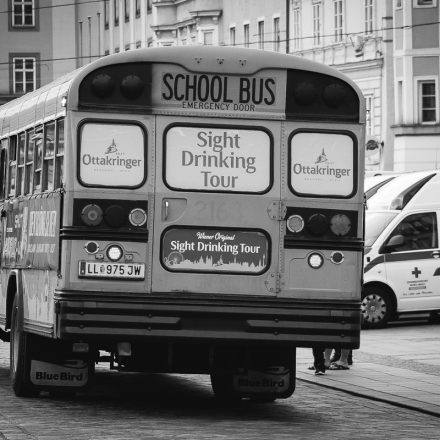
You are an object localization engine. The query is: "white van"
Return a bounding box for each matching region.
[363,173,440,328]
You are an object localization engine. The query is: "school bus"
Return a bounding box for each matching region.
[0,46,365,401]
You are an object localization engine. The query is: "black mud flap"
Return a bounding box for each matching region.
[30,359,91,390]
[231,364,296,400]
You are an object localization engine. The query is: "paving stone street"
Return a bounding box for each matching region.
[1,321,440,440]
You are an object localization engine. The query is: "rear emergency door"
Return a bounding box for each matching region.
[151,116,281,296]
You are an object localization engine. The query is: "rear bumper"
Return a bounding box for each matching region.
[54,291,361,348]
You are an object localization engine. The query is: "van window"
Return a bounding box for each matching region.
[384,212,438,252]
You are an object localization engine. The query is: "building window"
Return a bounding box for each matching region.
[147,0,152,12]
[333,0,343,42]
[12,0,35,27]
[136,40,141,49]
[396,80,403,124]
[203,31,213,46]
[418,80,437,123]
[365,95,374,135]
[273,17,280,52]
[244,23,250,47]
[124,0,129,21]
[114,0,119,26]
[365,0,373,34]
[230,26,236,46]
[12,57,36,94]
[136,0,140,17]
[292,7,301,50]
[415,0,435,6]
[313,2,322,46]
[395,0,402,7]
[258,20,265,49]
[104,1,109,29]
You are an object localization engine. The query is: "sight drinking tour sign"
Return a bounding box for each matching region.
[164,126,271,193]
[162,228,269,274]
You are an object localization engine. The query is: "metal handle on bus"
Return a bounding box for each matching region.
[432,251,440,258]
[163,199,169,221]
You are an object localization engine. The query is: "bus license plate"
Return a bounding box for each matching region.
[79,261,145,279]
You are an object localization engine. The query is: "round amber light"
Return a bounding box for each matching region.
[81,204,103,226]
[129,208,147,227]
[287,215,305,233]
[330,214,352,236]
[85,241,99,254]
[107,245,123,262]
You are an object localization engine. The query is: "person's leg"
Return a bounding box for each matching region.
[331,348,341,363]
[324,348,332,369]
[312,347,325,374]
[331,348,350,368]
[348,349,353,365]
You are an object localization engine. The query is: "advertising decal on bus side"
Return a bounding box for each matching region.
[289,130,357,198]
[2,194,60,269]
[161,227,270,274]
[79,121,146,188]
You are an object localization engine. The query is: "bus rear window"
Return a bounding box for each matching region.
[79,122,146,188]
[289,131,356,198]
[164,125,272,193]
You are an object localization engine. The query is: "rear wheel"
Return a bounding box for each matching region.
[210,373,241,402]
[361,286,394,329]
[10,296,38,397]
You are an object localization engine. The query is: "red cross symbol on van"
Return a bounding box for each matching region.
[412,267,421,278]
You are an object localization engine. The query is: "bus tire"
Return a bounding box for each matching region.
[210,373,241,402]
[361,285,394,329]
[10,296,38,397]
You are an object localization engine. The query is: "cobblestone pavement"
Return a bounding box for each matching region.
[1,334,440,440]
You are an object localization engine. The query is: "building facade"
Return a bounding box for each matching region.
[1,0,440,171]
[0,0,77,105]
[393,0,440,171]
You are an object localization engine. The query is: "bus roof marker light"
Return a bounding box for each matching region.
[308,253,324,269]
[287,214,305,233]
[120,74,145,99]
[322,83,348,108]
[91,73,115,98]
[81,204,103,226]
[293,82,318,106]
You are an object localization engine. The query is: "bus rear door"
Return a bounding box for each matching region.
[151,116,281,297]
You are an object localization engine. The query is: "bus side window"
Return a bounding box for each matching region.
[7,136,16,197]
[16,133,25,195]
[55,118,64,189]
[0,139,7,199]
[43,121,55,191]
[33,126,43,193]
[25,129,35,195]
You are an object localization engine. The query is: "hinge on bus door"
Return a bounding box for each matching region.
[267,200,286,221]
[265,272,282,294]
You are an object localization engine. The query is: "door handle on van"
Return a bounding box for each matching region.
[432,251,440,258]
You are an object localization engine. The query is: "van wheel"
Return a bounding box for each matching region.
[10,296,38,397]
[361,286,394,329]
